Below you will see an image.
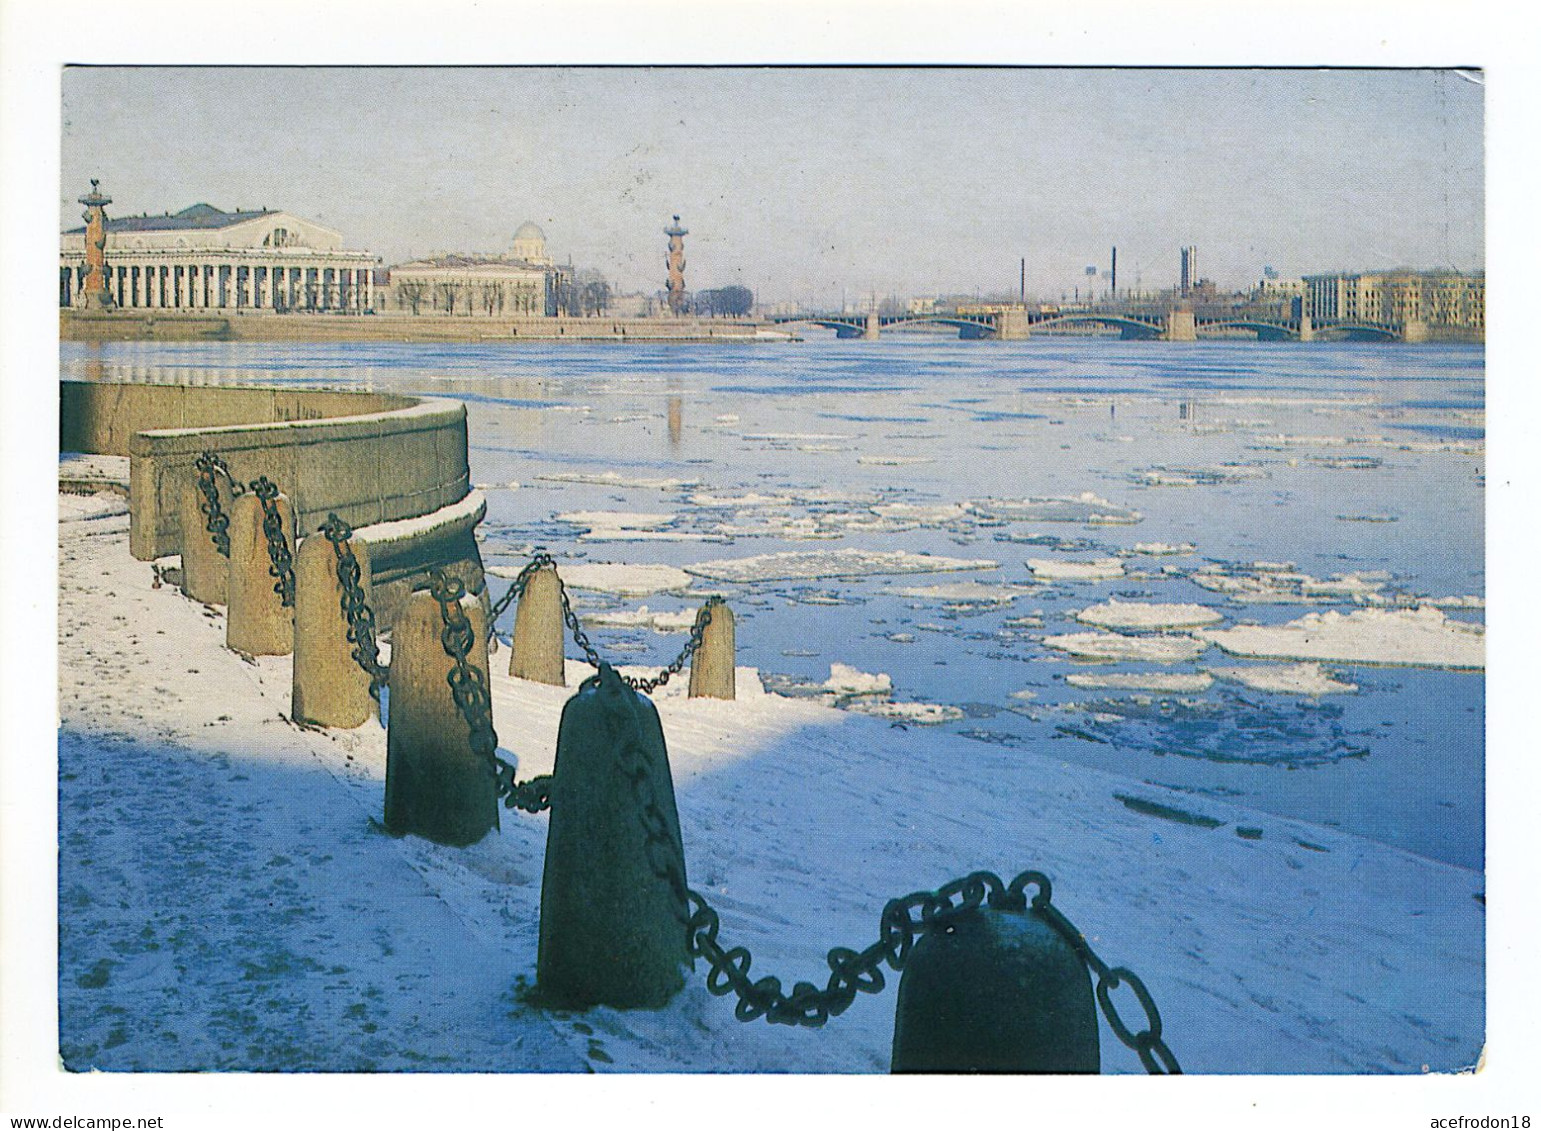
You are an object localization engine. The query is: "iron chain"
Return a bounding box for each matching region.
[1008,872,1183,1074]
[249,476,296,608]
[510,555,720,694]
[193,451,241,558]
[428,569,552,815]
[319,514,389,700]
[487,552,553,625]
[682,868,1182,1073]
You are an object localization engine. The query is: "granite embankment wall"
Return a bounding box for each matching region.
[61,380,485,626]
[61,310,769,343]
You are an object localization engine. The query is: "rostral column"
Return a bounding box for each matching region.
[78,180,115,310]
[664,214,688,315]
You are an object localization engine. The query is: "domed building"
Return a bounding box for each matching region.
[510,221,553,267]
[386,220,569,317]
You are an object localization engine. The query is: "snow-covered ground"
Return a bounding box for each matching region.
[54,491,1484,1075]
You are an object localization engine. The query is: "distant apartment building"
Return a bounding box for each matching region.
[386,221,568,317]
[60,199,379,312]
[1180,246,1199,295]
[1302,270,1485,334]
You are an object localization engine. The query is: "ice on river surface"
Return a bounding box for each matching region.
[1027,556,1127,581]
[969,491,1142,524]
[61,337,1484,872]
[1065,670,1215,692]
[1043,631,1209,663]
[1207,662,1358,696]
[1073,598,1225,631]
[1200,606,1484,670]
[685,548,998,583]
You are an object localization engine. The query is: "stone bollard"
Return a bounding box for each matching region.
[687,599,735,700]
[510,564,566,686]
[384,588,498,846]
[226,492,294,656]
[537,663,690,1008]
[292,532,374,728]
[179,475,227,605]
[891,905,1100,1073]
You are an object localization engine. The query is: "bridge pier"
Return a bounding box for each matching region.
[1297,313,1314,343]
[993,308,1030,341]
[1163,309,1197,342]
[1401,319,1429,344]
[863,312,881,341]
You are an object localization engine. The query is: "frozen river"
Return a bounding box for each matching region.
[62,336,1485,869]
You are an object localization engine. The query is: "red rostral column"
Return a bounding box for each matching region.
[78,179,115,310]
[664,214,688,315]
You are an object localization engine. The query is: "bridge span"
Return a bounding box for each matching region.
[769,308,1424,343]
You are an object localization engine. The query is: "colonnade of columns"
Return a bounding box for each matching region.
[60,260,376,313]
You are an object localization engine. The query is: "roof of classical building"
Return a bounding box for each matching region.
[394,254,547,269]
[64,202,278,236]
[513,221,546,242]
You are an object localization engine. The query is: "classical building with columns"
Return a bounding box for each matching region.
[60,198,380,313]
[385,221,568,317]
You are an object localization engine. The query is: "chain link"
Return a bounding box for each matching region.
[428,568,552,815]
[682,868,1181,1072]
[488,552,553,625]
[319,514,390,700]
[1007,872,1183,1074]
[248,476,296,608]
[503,553,720,694]
[192,451,239,558]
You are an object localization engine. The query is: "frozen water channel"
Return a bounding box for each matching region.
[63,337,1485,869]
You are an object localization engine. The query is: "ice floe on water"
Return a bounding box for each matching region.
[535,470,700,491]
[522,561,692,596]
[1073,598,1224,631]
[970,491,1142,525]
[555,510,724,541]
[1199,606,1484,670]
[578,606,700,633]
[823,663,892,696]
[1207,663,1358,696]
[1043,631,1208,663]
[556,510,675,530]
[1133,464,1269,487]
[857,454,936,466]
[685,548,997,583]
[688,491,784,507]
[893,580,1032,606]
[741,431,854,443]
[1188,563,1388,605]
[1027,557,1127,582]
[842,698,966,724]
[1132,541,1196,556]
[871,501,971,524]
[1064,671,1215,692]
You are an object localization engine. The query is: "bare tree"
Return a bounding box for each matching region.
[435,280,466,315]
[481,283,504,317]
[581,279,611,317]
[396,280,427,316]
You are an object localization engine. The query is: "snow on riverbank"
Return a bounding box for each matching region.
[54,507,1483,1075]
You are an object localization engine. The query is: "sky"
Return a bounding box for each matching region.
[59,67,1483,306]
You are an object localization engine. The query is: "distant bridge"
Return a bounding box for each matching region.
[769,308,1421,343]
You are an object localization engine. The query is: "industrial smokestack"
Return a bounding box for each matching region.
[1111,247,1118,299]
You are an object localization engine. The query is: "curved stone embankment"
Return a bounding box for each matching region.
[61,379,485,626]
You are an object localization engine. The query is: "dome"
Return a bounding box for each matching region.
[510,221,551,265]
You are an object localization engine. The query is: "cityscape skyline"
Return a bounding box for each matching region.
[60,68,1484,308]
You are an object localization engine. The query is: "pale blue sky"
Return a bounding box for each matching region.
[60,67,1483,305]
